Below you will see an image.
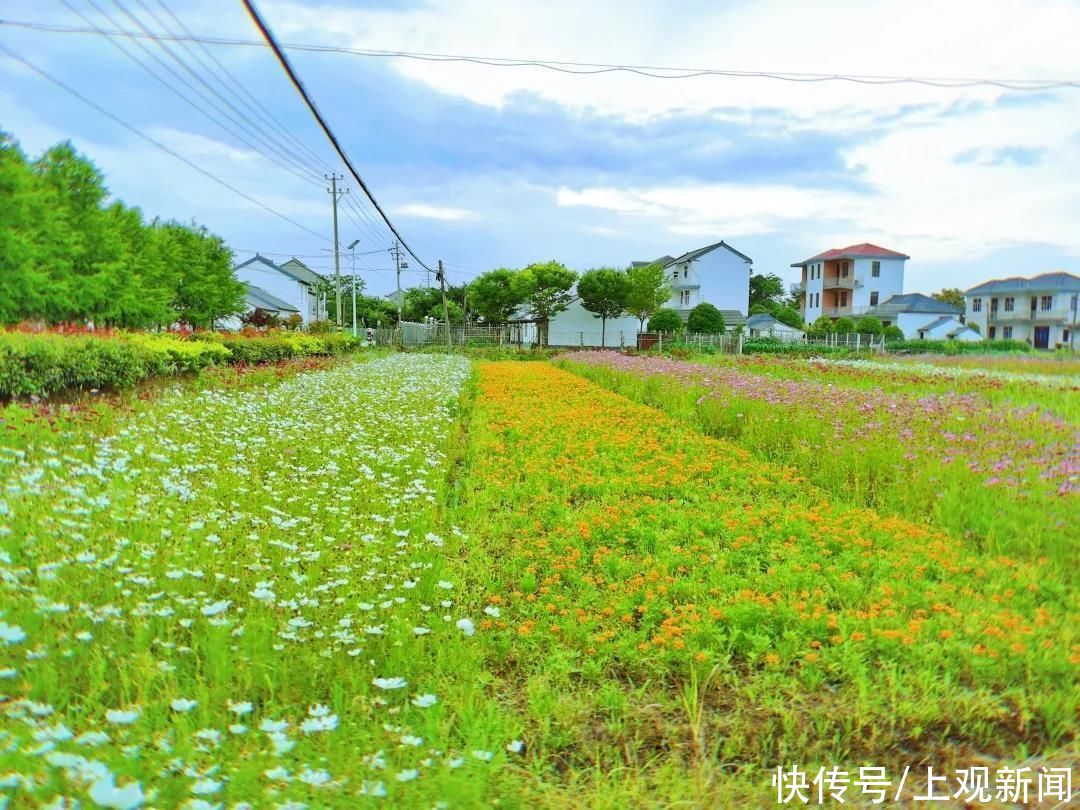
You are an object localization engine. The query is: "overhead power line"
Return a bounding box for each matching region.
[2,19,1077,91]
[240,0,437,275]
[0,40,330,242]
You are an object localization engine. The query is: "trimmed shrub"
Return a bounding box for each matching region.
[833,317,856,334]
[883,325,905,341]
[647,308,684,333]
[686,303,726,334]
[855,316,884,336]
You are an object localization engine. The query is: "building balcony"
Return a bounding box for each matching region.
[822,277,862,290]
[670,280,701,290]
[988,309,1072,323]
[821,305,871,318]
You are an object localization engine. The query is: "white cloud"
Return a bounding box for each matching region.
[394,204,478,221]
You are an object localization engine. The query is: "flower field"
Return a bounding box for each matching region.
[1,353,1076,806]
[560,352,1079,568]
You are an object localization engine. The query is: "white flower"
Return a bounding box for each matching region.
[75,731,110,747]
[228,701,253,716]
[190,778,221,795]
[200,600,231,617]
[455,618,475,636]
[259,719,289,733]
[264,766,292,781]
[0,622,26,645]
[298,768,332,787]
[251,588,275,602]
[300,714,339,734]
[228,724,247,735]
[472,750,494,761]
[413,626,431,636]
[359,780,387,797]
[88,776,145,809]
[437,581,453,590]
[308,703,332,717]
[106,709,141,725]
[372,676,407,690]
[507,740,524,753]
[411,694,437,708]
[395,769,419,782]
[400,735,423,746]
[171,698,197,713]
[484,606,501,618]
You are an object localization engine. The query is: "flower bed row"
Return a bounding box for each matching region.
[0,330,363,399]
[0,354,525,807]
[455,363,1076,775]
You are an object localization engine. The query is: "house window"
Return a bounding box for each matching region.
[972,298,982,313]
[1003,326,1013,339]
[1064,328,1070,342]
[988,326,996,339]
[680,290,691,306]
[871,261,881,277]
[1040,295,1052,311]
[1004,297,1014,312]
[839,291,848,307]
[683,269,688,278]
[672,271,678,280]
[990,297,998,312]
[870,291,879,306]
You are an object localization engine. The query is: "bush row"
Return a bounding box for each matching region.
[0,331,362,399]
[885,338,1031,355]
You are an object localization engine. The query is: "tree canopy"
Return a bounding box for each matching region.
[624,262,672,329]
[647,308,684,333]
[0,132,244,328]
[518,261,577,344]
[749,273,787,311]
[932,288,965,308]
[577,268,629,346]
[467,269,528,324]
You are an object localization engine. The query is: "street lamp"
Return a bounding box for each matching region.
[347,239,360,337]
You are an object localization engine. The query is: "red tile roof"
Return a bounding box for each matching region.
[792,243,910,266]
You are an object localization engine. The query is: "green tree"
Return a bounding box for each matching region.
[402,287,445,323]
[468,269,528,324]
[770,305,804,330]
[749,273,786,311]
[883,324,905,341]
[855,315,883,335]
[932,288,965,308]
[625,261,672,330]
[0,132,47,324]
[577,268,629,347]
[686,302,726,334]
[647,308,684,333]
[807,315,834,337]
[833,316,856,334]
[519,261,577,346]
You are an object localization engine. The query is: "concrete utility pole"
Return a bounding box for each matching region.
[348,239,360,336]
[438,260,452,351]
[390,241,407,323]
[326,174,348,329]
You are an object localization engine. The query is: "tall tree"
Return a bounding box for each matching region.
[519,261,577,346]
[686,302,726,334]
[467,269,528,324]
[0,132,47,324]
[933,288,965,308]
[749,273,787,311]
[577,268,629,347]
[624,261,672,330]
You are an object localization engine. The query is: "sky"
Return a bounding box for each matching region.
[1,0,1078,297]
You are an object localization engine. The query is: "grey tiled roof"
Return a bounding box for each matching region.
[870,293,961,315]
[965,271,1080,296]
[234,255,323,287]
[245,284,298,313]
[666,241,753,267]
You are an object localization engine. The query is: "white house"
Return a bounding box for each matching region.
[791,243,908,322]
[915,315,981,342]
[220,284,301,330]
[964,271,1079,349]
[746,313,804,341]
[233,255,325,325]
[635,241,752,329]
[865,293,962,338]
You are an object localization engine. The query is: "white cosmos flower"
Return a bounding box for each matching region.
[251,588,275,602]
[472,750,494,762]
[411,694,437,708]
[75,731,110,747]
[455,618,475,637]
[190,779,221,795]
[0,622,26,645]
[264,766,292,782]
[507,740,524,753]
[413,626,431,635]
[171,698,197,713]
[228,724,247,735]
[372,677,407,690]
[200,600,231,617]
[105,709,141,725]
[88,776,145,809]
[437,581,453,590]
[0,667,17,678]
[484,606,501,618]
[300,715,339,734]
[298,768,332,787]
[228,701,253,716]
[259,719,289,733]
[400,735,423,746]
[359,781,387,797]
[308,704,332,717]
[395,769,419,782]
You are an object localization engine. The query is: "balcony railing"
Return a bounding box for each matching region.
[822,277,862,290]
[988,309,1070,323]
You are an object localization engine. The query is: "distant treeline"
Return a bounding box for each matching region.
[0,131,245,328]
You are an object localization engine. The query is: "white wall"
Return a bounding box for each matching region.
[895,312,932,338]
[852,258,905,310]
[696,246,751,314]
[236,264,316,324]
[545,299,643,347]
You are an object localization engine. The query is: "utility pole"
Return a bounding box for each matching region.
[437,260,452,351]
[325,174,348,329]
[390,240,407,323]
[348,239,360,337]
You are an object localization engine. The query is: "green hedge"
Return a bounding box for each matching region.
[1,331,362,399]
[742,339,862,357]
[886,338,1031,355]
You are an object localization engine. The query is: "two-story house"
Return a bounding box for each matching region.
[233,255,325,325]
[964,272,1079,349]
[791,243,908,322]
[633,240,753,329]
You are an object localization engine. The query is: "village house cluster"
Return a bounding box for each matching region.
[229,244,1078,350]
